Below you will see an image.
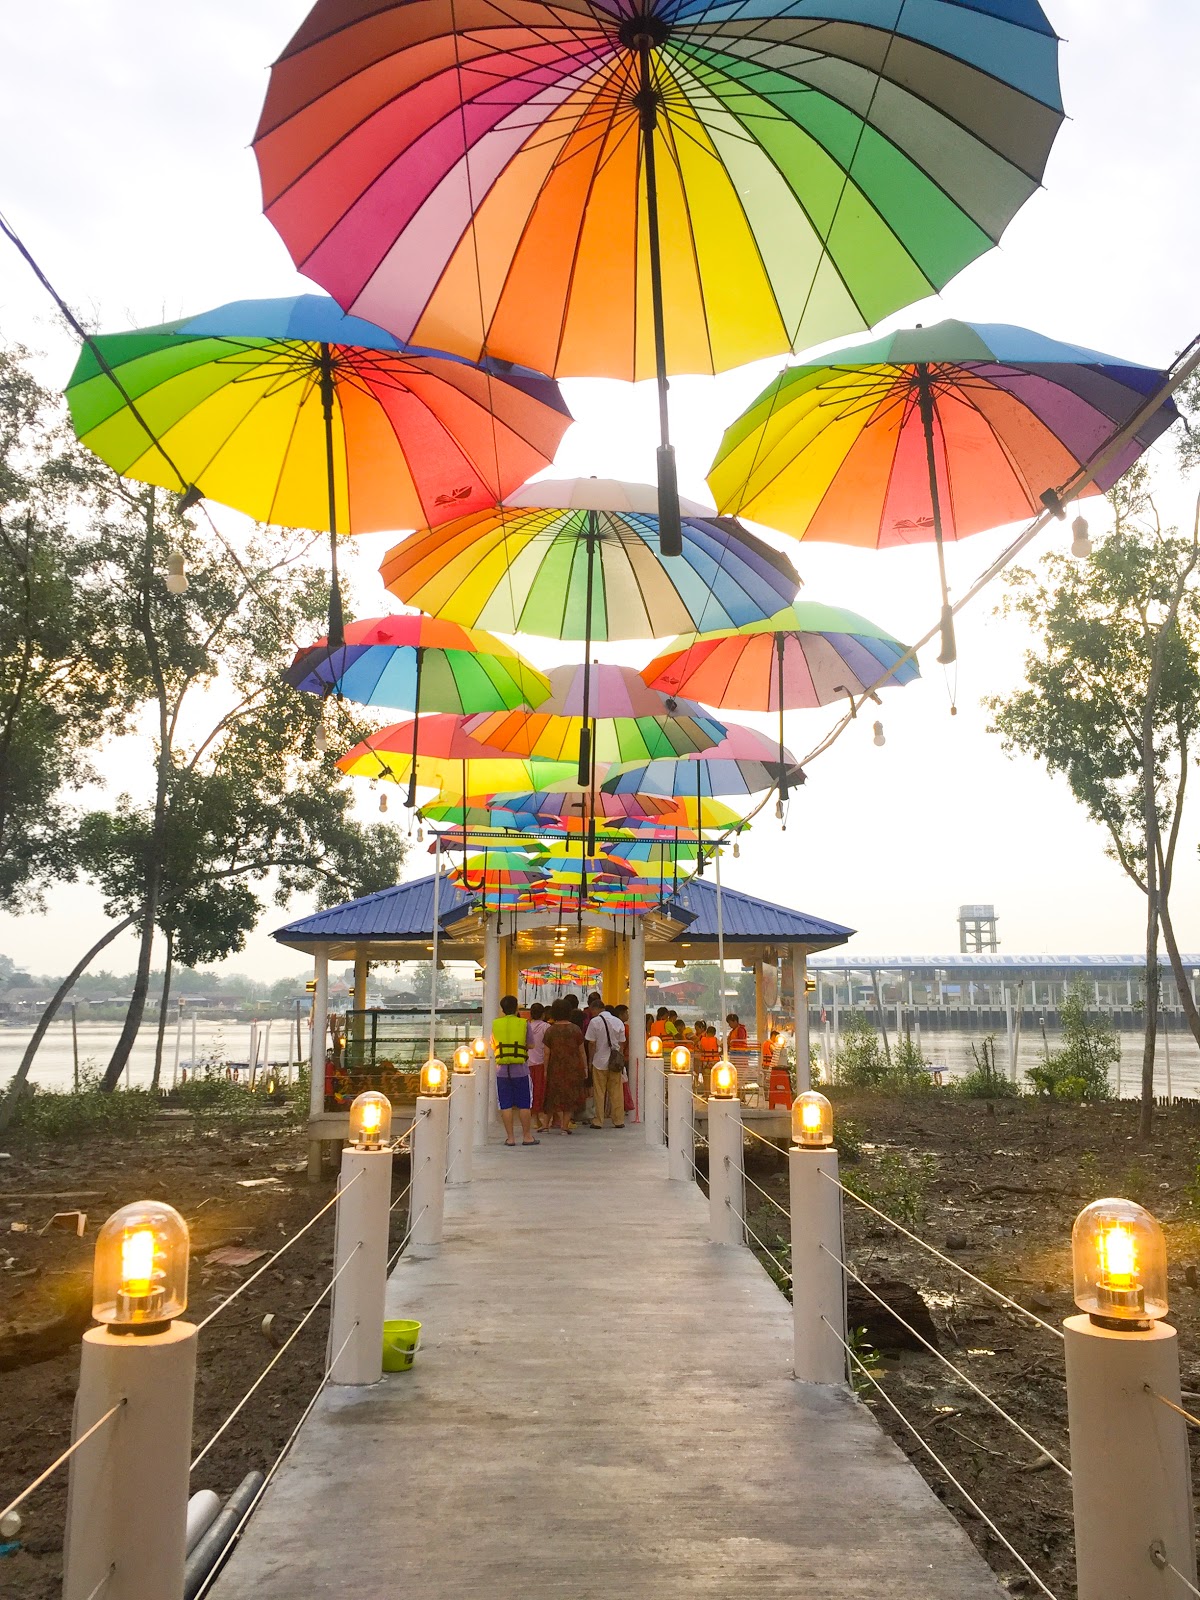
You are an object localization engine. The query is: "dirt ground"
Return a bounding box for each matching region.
[738,1091,1200,1599]
[0,1112,412,1600]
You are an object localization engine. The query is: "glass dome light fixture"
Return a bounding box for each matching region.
[93,1200,190,1334]
[1072,1197,1168,1330]
[471,1036,487,1060]
[420,1056,450,1096]
[792,1090,834,1149]
[646,1035,663,1059]
[710,1059,738,1099]
[349,1089,391,1149]
[453,1043,474,1073]
[669,1044,692,1075]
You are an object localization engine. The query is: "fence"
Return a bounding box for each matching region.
[0,1074,463,1600]
[669,1081,1199,1600]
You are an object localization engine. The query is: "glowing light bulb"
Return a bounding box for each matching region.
[1072,1197,1167,1328]
[669,1044,692,1075]
[349,1090,392,1148]
[647,1036,663,1058]
[710,1059,737,1099]
[471,1036,487,1059]
[1071,514,1092,559]
[420,1057,449,1096]
[121,1228,155,1297]
[453,1044,473,1072]
[792,1090,833,1149]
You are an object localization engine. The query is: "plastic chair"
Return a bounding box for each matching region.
[767,1069,792,1109]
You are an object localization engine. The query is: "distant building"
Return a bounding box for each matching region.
[957,904,998,953]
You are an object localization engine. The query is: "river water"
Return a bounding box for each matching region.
[6,1018,1199,1100]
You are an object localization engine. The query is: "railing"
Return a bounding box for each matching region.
[0,1098,453,1600]
[672,1087,1199,1600]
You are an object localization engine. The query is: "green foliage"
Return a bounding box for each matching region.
[1077,1150,1102,1201]
[833,1115,864,1162]
[844,1151,937,1230]
[1026,981,1117,1101]
[955,1036,1020,1098]
[848,1325,882,1396]
[0,1069,158,1138]
[837,1015,932,1093]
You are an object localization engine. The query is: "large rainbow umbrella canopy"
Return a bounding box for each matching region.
[466,663,725,763]
[254,4,1063,385]
[604,727,803,799]
[380,478,801,641]
[65,296,571,534]
[642,603,918,711]
[708,320,1182,662]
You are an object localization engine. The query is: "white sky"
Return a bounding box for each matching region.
[1,0,1198,980]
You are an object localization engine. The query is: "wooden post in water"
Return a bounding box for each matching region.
[71,1003,79,1091]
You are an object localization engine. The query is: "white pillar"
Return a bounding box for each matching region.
[789,1146,846,1386]
[412,1094,450,1249]
[792,946,810,1091]
[476,917,501,1148]
[666,1069,693,1182]
[628,920,646,1123]
[447,1068,475,1187]
[645,1046,665,1149]
[307,949,330,1183]
[708,1095,744,1246]
[63,1321,197,1600]
[1064,1315,1196,1599]
[328,1143,392,1385]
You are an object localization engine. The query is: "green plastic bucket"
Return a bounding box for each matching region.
[382,1319,422,1372]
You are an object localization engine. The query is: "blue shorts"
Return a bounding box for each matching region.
[496,1074,532,1111]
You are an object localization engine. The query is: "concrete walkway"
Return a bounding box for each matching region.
[210,1132,1003,1599]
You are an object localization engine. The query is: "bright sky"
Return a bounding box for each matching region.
[1,0,1198,980]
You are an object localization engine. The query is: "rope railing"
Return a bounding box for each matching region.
[388,1176,415,1215]
[190,1320,360,1600]
[1145,1385,1200,1430]
[1157,1554,1200,1598]
[196,1173,359,1333]
[387,1205,429,1274]
[81,1565,116,1600]
[0,1400,125,1524]
[190,1243,363,1472]
[740,1119,789,1154]
[819,1168,1065,1341]
[822,1245,1071,1477]
[742,1210,792,1283]
[823,1317,1061,1600]
[741,1165,791,1222]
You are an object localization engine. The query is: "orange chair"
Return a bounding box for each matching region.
[767,1069,792,1109]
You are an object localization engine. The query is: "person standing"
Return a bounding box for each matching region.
[492,994,538,1147]
[585,999,628,1129]
[526,1002,549,1131]
[726,1013,749,1072]
[542,998,588,1133]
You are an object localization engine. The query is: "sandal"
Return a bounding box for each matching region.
[522,1138,541,1146]
[505,1139,516,1146]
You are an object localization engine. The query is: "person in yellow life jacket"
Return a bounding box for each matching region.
[492,994,537,1147]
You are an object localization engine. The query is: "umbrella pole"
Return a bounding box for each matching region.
[915,363,956,665]
[635,35,682,560]
[577,512,597,788]
[405,645,425,809]
[586,714,598,856]
[776,633,789,815]
[318,343,345,650]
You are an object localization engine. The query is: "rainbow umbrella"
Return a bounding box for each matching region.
[642,601,918,799]
[603,727,803,803]
[467,662,725,776]
[709,320,1181,663]
[65,295,570,645]
[337,728,583,799]
[286,615,550,804]
[256,1,1063,553]
[383,476,797,786]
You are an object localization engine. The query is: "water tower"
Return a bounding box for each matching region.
[958,904,998,953]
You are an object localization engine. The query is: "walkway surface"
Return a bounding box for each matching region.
[210,1132,1003,1599]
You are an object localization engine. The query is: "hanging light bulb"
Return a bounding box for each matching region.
[379,793,388,814]
[1071,514,1092,559]
[416,824,424,842]
[164,550,188,594]
[774,798,784,820]
[872,721,886,748]
[314,723,327,754]
[732,841,740,859]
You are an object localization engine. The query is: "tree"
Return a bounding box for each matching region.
[0,343,141,904]
[987,470,1200,1135]
[1026,980,1117,1101]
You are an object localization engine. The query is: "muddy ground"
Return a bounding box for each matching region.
[738,1091,1200,1598]
[0,1111,411,1600]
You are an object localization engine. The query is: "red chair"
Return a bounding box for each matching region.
[767,1069,792,1109]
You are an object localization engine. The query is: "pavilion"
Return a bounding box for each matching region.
[274,873,853,1169]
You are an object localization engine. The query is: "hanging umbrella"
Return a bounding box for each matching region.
[603,727,803,802]
[418,798,549,831]
[642,600,918,804]
[708,320,1182,663]
[256,2,1063,554]
[490,789,706,827]
[65,295,570,646]
[466,663,725,764]
[286,615,550,804]
[337,727,584,798]
[383,476,798,786]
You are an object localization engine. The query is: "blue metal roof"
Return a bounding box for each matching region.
[660,877,854,948]
[274,872,853,949]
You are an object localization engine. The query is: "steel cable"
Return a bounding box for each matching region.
[0,1401,124,1523]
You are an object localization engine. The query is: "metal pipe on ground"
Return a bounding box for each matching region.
[183,1471,265,1599]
